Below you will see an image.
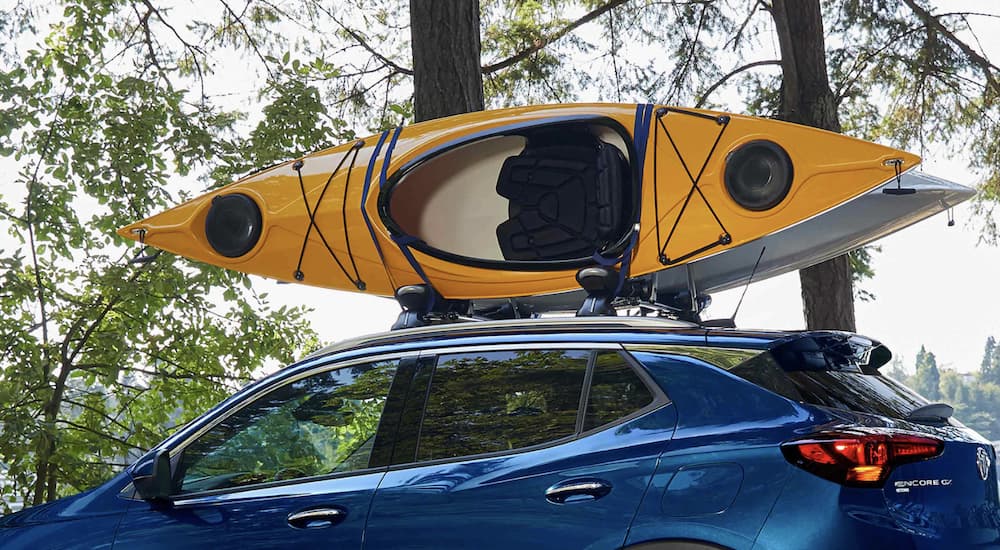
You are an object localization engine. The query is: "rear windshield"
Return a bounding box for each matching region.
[728,352,929,419]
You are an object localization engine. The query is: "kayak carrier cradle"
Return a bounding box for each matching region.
[391,284,482,330]
[389,265,715,330]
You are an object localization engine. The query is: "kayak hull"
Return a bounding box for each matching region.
[480,170,975,314]
[119,103,920,300]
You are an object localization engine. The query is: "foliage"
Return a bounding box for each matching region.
[0,1,323,510]
[892,337,1000,440]
[911,345,941,400]
[418,350,590,460]
[825,1,1000,242]
[981,336,1000,386]
[178,361,395,492]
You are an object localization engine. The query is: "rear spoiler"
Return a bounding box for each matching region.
[768,332,892,374]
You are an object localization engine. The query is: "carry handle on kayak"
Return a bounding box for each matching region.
[128,228,161,264]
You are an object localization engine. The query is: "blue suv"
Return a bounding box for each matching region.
[2,317,998,549]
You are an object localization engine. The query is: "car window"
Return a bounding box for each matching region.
[415,350,589,461]
[584,351,655,431]
[727,352,929,419]
[176,360,398,494]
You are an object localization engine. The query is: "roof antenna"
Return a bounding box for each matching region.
[702,246,765,328]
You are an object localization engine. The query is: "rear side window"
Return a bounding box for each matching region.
[728,352,928,419]
[584,351,655,431]
[416,350,589,461]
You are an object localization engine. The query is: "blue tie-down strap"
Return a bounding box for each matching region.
[591,227,640,297]
[390,234,437,312]
[632,103,654,183]
[360,130,391,267]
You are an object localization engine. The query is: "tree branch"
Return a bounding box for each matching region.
[725,0,762,50]
[217,0,277,81]
[664,1,711,102]
[902,0,1000,93]
[56,419,145,451]
[139,0,208,98]
[695,59,781,108]
[331,15,413,76]
[833,25,927,105]
[63,398,135,434]
[0,204,27,224]
[482,0,631,74]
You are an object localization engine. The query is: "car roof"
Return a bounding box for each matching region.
[305,317,697,359]
[303,316,801,363]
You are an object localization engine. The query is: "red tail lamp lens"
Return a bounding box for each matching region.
[781,432,943,487]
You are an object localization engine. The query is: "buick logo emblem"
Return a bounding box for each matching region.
[977,447,992,481]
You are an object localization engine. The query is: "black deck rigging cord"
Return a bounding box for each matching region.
[340,142,365,290]
[652,107,733,265]
[292,139,366,290]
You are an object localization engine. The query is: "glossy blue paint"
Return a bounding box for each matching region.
[113,470,386,549]
[364,405,678,550]
[662,463,743,516]
[625,352,811,549]
[0,471,132,549]
[5,325,1000,549]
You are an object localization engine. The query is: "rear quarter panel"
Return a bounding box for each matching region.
[624,351,817,549]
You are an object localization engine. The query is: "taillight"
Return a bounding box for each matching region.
[781,431,943,487]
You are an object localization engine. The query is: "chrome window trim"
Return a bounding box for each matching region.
[170,468,388,508]
[167,350,419,475]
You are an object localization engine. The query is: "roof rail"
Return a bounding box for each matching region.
[305,316,699,361]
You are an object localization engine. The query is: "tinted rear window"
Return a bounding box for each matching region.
[728,352,929,419]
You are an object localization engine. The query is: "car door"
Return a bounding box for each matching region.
[113,356,412,550]
[364,345,678,550]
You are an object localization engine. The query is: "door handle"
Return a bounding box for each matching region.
[545,479,612,504]
[287,507,347,529]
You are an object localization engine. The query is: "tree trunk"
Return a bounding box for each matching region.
[31,360,72,505]
[771,0,856,331]
[410,0,485,123]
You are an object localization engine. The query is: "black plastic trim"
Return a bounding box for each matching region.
[368,358,419,468]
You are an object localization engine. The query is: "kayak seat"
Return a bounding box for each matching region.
[496,137,627,261]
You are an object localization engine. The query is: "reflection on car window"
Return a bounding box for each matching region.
[584,351,655,431]
[727,352,928,419]
[178,360,397,494]
[416,350,588,461]
[782,369,928,419]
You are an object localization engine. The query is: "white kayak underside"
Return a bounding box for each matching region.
[481,170,976,314]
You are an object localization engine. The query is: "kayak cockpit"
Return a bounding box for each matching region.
[381,119,638,269]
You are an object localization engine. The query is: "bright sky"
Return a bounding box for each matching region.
[3,1,999,376]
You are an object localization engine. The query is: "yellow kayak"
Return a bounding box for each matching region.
[118,103,919,300]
